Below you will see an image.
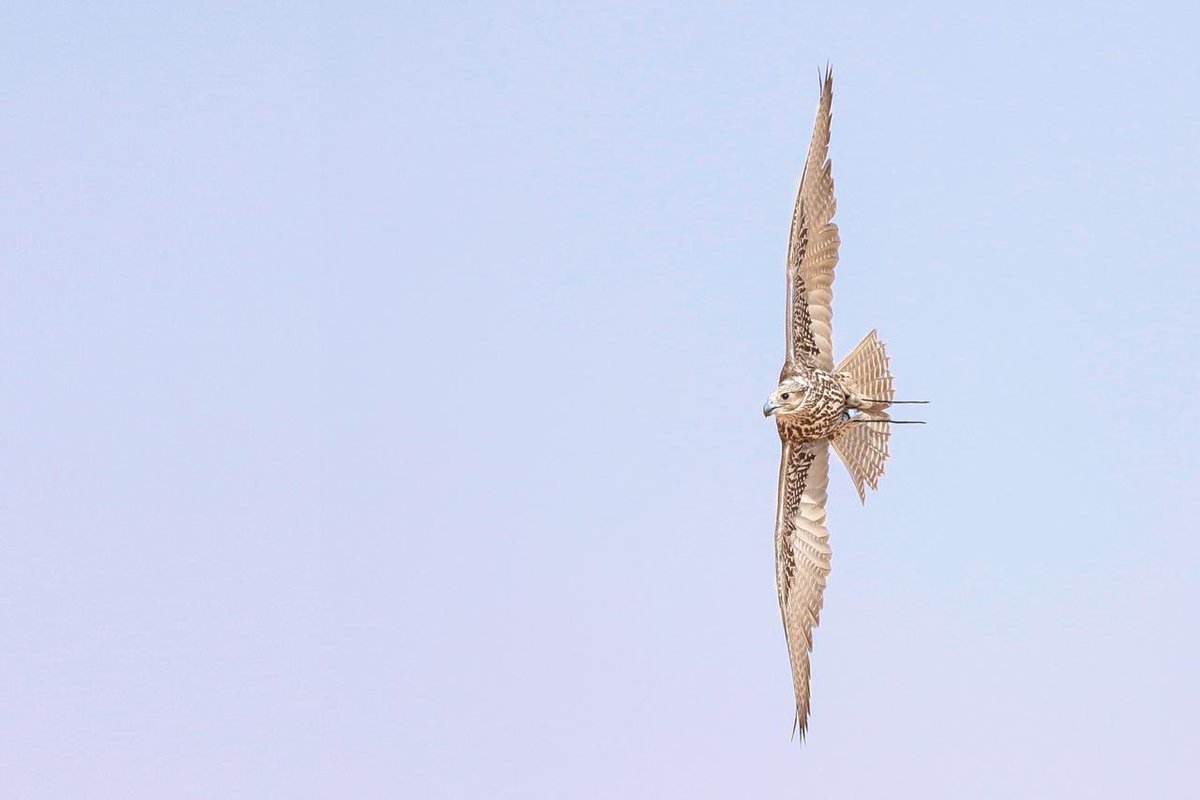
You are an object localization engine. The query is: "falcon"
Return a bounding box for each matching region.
[764,69,924,738]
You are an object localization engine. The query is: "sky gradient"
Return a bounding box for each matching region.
[3,3,1199,797]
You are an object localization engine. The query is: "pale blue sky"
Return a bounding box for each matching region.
[3,2,1198,798]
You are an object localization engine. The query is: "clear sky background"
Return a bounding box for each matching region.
[3,2,1198,798]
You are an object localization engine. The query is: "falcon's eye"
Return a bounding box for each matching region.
[781,393,791,400]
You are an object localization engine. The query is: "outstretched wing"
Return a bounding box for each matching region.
[774,438,833,737]
[783,69,840,376]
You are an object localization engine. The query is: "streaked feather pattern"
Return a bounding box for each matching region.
[769,69,916,739]
[784,68,839,375]
[774,439,832,737]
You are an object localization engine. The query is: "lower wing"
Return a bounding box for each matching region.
[774,438,832,738]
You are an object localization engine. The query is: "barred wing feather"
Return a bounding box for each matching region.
[774,439,833,737]
[783,69,840,376]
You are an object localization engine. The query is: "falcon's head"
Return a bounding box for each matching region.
[763,376,810,417]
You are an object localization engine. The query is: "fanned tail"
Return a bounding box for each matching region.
[830,415,891,503]
[831,330,895,502]
[835,329,893,409]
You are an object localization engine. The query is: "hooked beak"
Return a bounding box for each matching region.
[763,401,780,417]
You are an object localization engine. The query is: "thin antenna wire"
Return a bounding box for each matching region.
[860,399,930,404]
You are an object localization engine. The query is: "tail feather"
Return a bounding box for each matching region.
[835,329,893,408]
[831,331,895,502]
[831,415,890,503]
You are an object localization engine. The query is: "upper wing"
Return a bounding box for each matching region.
[783,69,840,376]
[774,438,833,738]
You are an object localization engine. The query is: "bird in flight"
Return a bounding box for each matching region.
[764,69,925,739]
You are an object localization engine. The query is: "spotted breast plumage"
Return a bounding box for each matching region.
[764,69,924,739]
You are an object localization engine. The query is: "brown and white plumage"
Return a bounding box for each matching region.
[773,439,832,737]
[765,69,914,738]
[783,69,839,377]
